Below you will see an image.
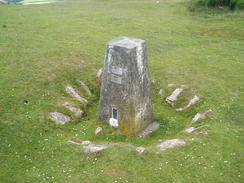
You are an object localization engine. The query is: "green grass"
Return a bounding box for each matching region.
[0,0,243,182]
[192,0,244,10]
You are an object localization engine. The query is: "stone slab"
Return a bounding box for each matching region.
[176,95,200,112]
[65,85,88,105]
[158,139,186,151]
[138,122,160,138]
[49,111,71,125]
[135,147,145,154]
[192,109,212,122]
[83,144,111,154]
[95,127,103,135]
[62,102,83,117]
[68,140,91,145]
[166,88,184,106]
[184,127,197,133]
[96,68,103,79]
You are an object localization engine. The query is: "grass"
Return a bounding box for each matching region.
[0,0,243,182]
[192,0,244,10]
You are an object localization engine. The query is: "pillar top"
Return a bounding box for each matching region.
[107,36,145,49]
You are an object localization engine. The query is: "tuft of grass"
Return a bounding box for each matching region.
[191,0,244,10]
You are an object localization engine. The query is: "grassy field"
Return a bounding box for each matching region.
[0,0,243,182]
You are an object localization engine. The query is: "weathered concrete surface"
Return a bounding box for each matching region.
[49,111,71,125]
[99,37,153,136]
[192,109,212,122]
[65,85,88,105]
[138,122,160,138]
[62,102,83,117]
[83,144,111,154]
[176,95,200,111]
[77,80,92,96]
[166,88,184,106]
[158,139,186,151]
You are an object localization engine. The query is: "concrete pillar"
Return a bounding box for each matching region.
[99,37,153,136]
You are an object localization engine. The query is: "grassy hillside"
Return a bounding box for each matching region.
[0,0,243,182]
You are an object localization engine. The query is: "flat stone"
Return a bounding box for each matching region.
[158,139,186,151]
[180,84,189,89]
[135,147,145,154]
[62,102,83,117]
[95,127,103,135]
[151,80,156,85]
[65,85,88,105]
[167,83,177,88]
[138,122,160,138]
[184,127,197,133]
[49,111,71,125]
[158,89,164,96]
[176,95,200,112]
[167,84,188,88]
[199,130,208,135]
[83,144,111,154]
[77,80,92,96]
[166,88,184,106]
[96,68,103,79]
[192,109,212,122]
[68,140,91,145]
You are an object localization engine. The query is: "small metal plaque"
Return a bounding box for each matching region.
[111,74,122,84]
[111,66,123,75]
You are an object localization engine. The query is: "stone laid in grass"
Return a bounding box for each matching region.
[166,88,184,106]
[176,95,200,112]
[77,80,92,96]
[199,130,208,135]
[158,89,164,96]
[96,68,103,79]
[68,140,91,145]
[158,139,186,151]
[95,127,103,135]
[167,83,177,88]
[138,122,160,138]
[65,85,88,105]
[62,102,84,117]
[83,144,112,154]
[192,109,212,122]
[167,84,188,88]
[135,147,145,154]
[49,111,71,125]
[184,127,197,133]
